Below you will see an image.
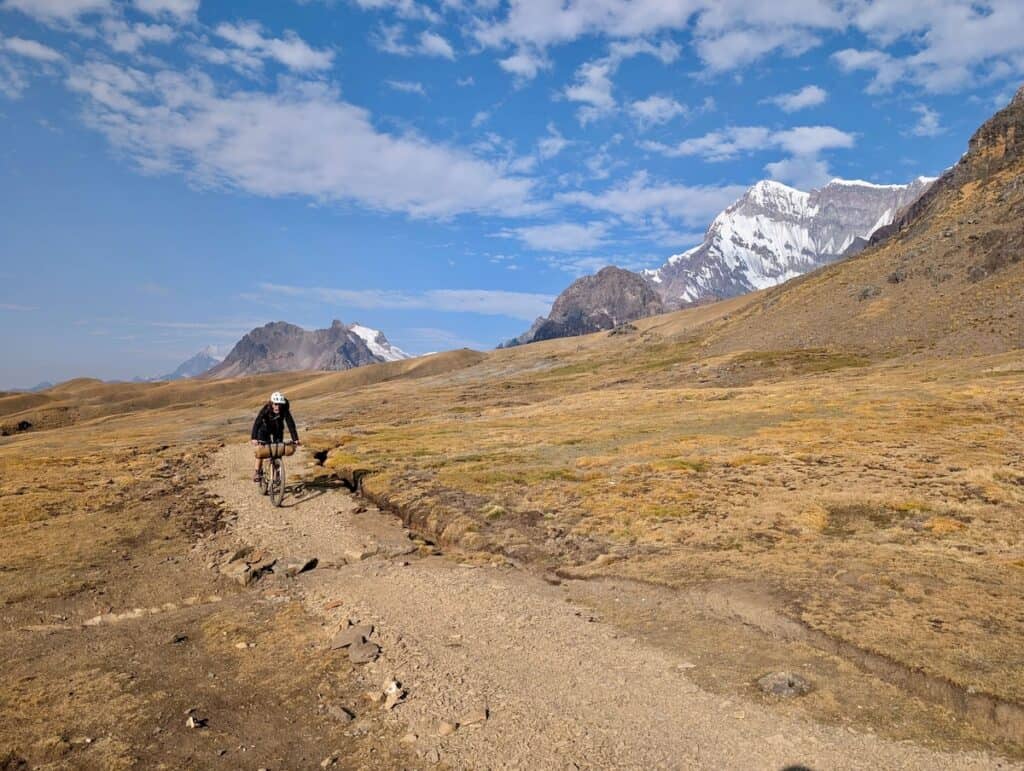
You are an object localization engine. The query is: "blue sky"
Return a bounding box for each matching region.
[1,0,1022,388]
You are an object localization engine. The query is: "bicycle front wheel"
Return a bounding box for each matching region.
[270,460,285,507]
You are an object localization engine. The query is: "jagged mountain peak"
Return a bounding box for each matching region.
[646,175,934,306]
[206,320,410,379]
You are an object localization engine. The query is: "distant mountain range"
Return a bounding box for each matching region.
[158,346,225,381]
[509,175,936,346]
[205,320,410,379]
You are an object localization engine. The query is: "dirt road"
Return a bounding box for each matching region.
[206,444,1017,770]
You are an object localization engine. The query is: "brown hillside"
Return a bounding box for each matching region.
[705,84,1024,358]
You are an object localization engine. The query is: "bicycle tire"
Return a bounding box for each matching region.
[259,462,270,496]
[270,459,285,507]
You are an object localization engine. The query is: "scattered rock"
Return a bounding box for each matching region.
[383,680,406,710]
[185,715,207,729]
[170,633,189,645]
[349,640,381,664]
[326,705,354,723]
[857,285,881,301]
[757,671,812,698]
[281,556,318,577]
[425,748,440,764]
[219,561,253,586]
[226,546,253,563]
[437,721,457,737]
[329,623,374,650]
[320,754,338,768]
[400,733,418,744]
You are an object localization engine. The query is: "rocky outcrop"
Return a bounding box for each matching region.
[506,266,664,346]
[206,320,409,379]
[644,177,934,306]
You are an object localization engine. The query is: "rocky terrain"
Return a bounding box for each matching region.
[644,176,934,306]
[505,266,664,345]
[207,320,409,379]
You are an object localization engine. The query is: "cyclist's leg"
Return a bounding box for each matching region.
[254,427,271,481]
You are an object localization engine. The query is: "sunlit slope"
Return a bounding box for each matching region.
[704,86,1024,358]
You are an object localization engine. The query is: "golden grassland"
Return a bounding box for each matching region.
[3,300,1024,721]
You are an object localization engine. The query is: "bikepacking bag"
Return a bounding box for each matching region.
[256,443,296,459]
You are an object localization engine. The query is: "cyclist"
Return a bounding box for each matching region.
[251,391,300,482]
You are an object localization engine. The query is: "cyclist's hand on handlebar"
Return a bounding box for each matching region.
[251,439,259,446]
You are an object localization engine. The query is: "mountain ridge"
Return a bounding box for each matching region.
[644,176,935,306]
[206,320,411,379]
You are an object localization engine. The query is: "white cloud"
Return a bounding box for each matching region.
[2,0,112,23]
[764,84,827,112]
[1,37,63,61]
[910,104,943,137]
[102,19,176,54]
[832,48,905,93]
[537,122,569,159]
[419,30,455,59]
[260,283,555,321]
[0,302,37,311]
[642,124,853,160]
[471,109,490,127]
[559,171,747,227]
[376,25,456,59]
[351,0,440,23]
[764,155,831,190]
[386,78,426,96]
[498,47,548,80]
[133,0,199,22]
[214,21,334,72]
[65,62,535,219]
[629,94,686,128]
[565,39,680,124]
[502,221,608,252]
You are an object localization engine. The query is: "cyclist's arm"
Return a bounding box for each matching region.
[285,410,299,442]
[251,407,264,441]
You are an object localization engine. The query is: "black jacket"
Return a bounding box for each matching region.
[251,402,298,443]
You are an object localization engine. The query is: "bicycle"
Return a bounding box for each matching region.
[256,440,296,507]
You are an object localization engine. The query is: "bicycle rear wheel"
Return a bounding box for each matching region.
[270,459,285,507]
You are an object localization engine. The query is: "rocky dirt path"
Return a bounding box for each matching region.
[207,444,1015,770]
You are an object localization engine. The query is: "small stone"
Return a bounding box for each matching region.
[185,715,207,729]
[321,754,338,768]
[400,733,418,744]
[383,680,406,710]
[327,705,354,723]
[425,748,440,764]
[282,557,318,577]
[226,546,253,563]
[437,721,457,737]
[329,624,374,650]
[170,633,188,645]
[219,561,253,586]
[234,641,252,650]
[757,671,812,698]
[348,639,381,664]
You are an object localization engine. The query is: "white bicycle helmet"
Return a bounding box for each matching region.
[270,391,287,404]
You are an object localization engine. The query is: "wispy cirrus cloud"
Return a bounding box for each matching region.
[65,61,537,219]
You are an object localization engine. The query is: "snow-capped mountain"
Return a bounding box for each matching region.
[158,345,225,381]
[644,177,935,306]
[349,323,411,362]
[206,320,411,379]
